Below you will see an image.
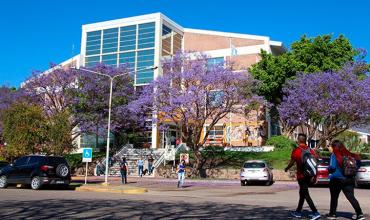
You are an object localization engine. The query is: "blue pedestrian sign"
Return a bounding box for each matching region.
[82,148,93,162]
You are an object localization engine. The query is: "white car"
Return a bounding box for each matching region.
[240,160,274,186]
[356,160,370,187]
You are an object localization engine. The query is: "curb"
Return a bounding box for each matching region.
[76,185,148,194]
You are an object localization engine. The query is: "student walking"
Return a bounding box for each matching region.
[285,133,321,220]
[120,157,128,184]
[177,160,186,188]
[326,140,365,220]
[147,155,154,175]
[137,157,144,177]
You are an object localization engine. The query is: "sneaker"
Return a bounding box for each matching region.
[353,214,365,220]
[310,212,321,220]
[326,214,336,220]
[290,211,302,218]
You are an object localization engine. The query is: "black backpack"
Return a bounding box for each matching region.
[300,147,317,178]
[342,156,357,177]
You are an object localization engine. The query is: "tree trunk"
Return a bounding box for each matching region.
[191,147,207,178]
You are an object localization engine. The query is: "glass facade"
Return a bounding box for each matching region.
[207,57,224,67]
[84,22,156,85]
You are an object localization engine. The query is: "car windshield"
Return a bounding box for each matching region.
[244,162,266,168]
[360,161,370,167]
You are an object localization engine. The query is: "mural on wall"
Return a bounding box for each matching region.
[230,125,248,141]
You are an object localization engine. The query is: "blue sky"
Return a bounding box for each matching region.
[0,0,369,87]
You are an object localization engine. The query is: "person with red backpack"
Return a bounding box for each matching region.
[326,140,364,220]
[285,133,321,220]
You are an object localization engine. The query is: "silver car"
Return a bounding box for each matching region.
[356,160,370,187]
[240,160,273,186]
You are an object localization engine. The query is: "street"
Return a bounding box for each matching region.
[0,178,369,219]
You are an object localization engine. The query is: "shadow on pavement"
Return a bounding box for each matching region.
[0,199,294,220]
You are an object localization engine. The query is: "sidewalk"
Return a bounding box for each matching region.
[73,176,148,194]
[72,175,298,193]
[76,184,148,194]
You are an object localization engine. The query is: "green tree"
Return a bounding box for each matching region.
[46,110,76,156]
[2,103,47,157]
[250,34,359,105]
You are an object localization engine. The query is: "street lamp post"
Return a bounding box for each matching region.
[77,65,157,185]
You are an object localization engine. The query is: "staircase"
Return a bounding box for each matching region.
[97,144,165,177]
[96,143,188,177]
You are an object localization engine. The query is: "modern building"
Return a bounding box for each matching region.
[68,13,284,149]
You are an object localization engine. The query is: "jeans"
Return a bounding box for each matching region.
[148,163,153,174]
[296,177,318,213]
[138,165,143,177]
[329,178,363,216]
[120,170,127,184]
[178,172,185,187]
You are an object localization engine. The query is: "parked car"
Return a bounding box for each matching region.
[315,157,330,185]
[356,160,370,187]
[0,155,71,190]
[0,161,9,170]
[240,160,273,186]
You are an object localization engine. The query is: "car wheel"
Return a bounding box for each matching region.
[0,175,8,188]
[56,164,70,178]
[268,179,274,186]
[241,180,246,186]
[31,176,42,190]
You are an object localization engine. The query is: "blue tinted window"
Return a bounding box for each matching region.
[139,22,155,29]
[207,57,224,67]
[102,54,117,65]
[102,28,118,54]
[136,75,154,84]
[86,31,101,55]
[138,23,155,49]
[85,56,100,63]
[120,25,137,52]
[162,25,171,36]
[136,49,154,84]
[85,62,99,67]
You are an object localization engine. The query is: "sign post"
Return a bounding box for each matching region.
[82,148,93,185]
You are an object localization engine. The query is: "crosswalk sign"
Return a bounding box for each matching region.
[82,148,92,162]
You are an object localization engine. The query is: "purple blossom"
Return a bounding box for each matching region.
[279,62,370,143]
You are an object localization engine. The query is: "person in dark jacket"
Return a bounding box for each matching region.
[326,140,365,220]
[120,157,128,184]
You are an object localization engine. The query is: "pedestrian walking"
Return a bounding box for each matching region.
[326,140,365,220]
[120,157,128,184]
[147,154,154,175]
[177,160,186,188]
[137,157,144,177]
[285,133,321,220]
[96,162,103,176]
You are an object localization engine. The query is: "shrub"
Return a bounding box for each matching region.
[266,135,297,151]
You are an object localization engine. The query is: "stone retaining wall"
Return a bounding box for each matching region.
[154,166,296,181]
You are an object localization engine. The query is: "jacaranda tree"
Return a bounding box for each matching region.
[72,64,135,150]
[129,52,261,176]
[279,63,370,147]
[22,64,80,154]
[23,64,79,118]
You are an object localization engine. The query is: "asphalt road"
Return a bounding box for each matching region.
[0,178,369,220]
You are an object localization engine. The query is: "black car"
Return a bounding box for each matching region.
[0,161,9,170]
[0,155,71,190]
